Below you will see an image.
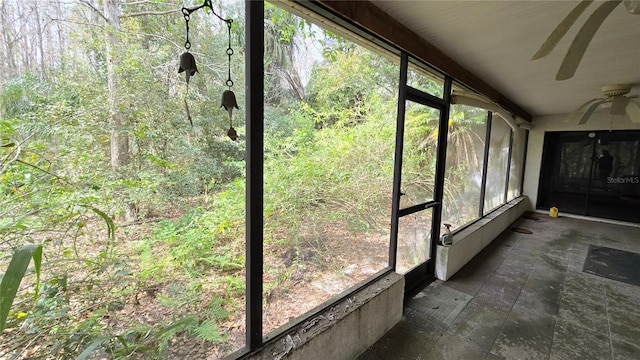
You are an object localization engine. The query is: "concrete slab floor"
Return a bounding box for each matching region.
[358,215,640,360]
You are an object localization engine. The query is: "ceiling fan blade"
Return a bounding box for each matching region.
[531,0,594,60]
[627,99,640,123]
[556,1,622,80]
[564,98,604,122]
[624,0,640,14]
[577,99,607,124]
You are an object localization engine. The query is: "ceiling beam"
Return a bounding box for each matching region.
[314,0,532,122]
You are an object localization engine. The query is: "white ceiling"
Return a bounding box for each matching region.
[370,0,640,117]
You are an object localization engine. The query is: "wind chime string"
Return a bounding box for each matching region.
[181,10,194,126]
[182,10,191,50]
[219,18,238,140]
[226,20,234,88]
[177,1,237,139]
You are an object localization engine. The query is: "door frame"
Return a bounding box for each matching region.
[390,53,452,294]
[537,130,640,223]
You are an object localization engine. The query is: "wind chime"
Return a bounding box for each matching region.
[178,0,239,141]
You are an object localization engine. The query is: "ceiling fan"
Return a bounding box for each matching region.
[532,0,640,81]
[566,84,640,124]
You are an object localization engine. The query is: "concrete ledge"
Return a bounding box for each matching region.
[436,196,530,280]
[248,272,404,360]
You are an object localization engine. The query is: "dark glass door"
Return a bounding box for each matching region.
[586,132,640,222]
[538,130,640,223]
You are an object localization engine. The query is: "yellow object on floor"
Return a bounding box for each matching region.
[549,207,559,218]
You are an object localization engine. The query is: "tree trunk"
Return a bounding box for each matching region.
[17,3,31,74]
[33,4,46,77]
[1,1,18,79]
[104,0,137,222]
[54,0,66,72]
[0,1,6,84]
[104,0,127,168]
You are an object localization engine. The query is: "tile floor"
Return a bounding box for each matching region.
[358,214,640,360]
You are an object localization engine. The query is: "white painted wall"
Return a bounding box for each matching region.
[251,273,404,360]
[522,110,640,210]
[436,196,529,280]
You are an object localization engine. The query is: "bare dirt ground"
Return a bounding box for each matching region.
[132,216,390,359]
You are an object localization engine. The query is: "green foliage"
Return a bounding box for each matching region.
[263,102,397,247]
[193,319,224,342]
[0,245,42,331]
[144,186,244,275]
[264,2,313,104]
[154,315,198,345]
[306,48,397,127]
[0,75,78,121]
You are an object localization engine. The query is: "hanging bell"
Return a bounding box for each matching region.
[178,52,198,83]
[220,90,239,120]
[227,126,238,141]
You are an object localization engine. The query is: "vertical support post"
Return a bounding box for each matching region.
[430,76,451,273]
[479,111,492,216]
[520,129,529,196]
[245,0,264,351]
[504,129,514,203]
[389,52,408,270]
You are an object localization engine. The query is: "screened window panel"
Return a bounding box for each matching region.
[484,116,511,213]
[507,128,527,200]
[262,1,398,336]
[442,105,488,230]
